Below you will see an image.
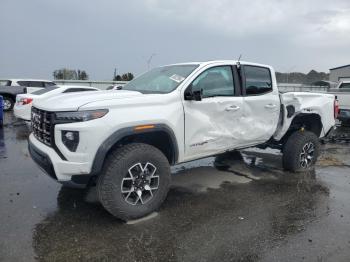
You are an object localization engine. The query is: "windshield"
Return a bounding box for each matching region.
[32,86,59,95]
[122,64,198,94]
[0,80,11,86]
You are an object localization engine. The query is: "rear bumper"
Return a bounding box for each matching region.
[28,134,92,188]
[14,105,31,121]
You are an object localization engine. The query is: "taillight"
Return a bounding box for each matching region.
[19,98,33,105]
[334,97,339,119]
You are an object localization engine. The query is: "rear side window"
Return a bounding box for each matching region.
[17,81,30,86]
[45,82,56,87]
[27,81,45,87]
[32,86,59,95]
[63,88,96,93]
[243,66,272,95]
[339,83,350,89]
[1,80,12,86]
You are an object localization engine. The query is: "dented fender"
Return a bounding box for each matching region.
[273,92,336,141]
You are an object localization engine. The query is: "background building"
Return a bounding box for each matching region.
[329,65,350,82]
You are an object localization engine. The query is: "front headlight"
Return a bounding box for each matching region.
[55,109,109,123]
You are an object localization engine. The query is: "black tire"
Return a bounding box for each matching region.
[282,131,320,172]
[3,96,14,111]
[97,143,171,221]
[341,119,350,127]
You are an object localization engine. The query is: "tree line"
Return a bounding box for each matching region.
[53,68,89,80]
[275,70,329,84]
[53,68,134,81]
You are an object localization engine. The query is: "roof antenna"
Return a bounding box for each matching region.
[237,54,242,68]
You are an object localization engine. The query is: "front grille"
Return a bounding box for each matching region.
[31,107,54,147]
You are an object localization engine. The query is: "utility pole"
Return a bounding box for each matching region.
[147,53,156,71]
[113,68,117,80]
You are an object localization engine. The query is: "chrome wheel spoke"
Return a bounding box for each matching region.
[121,162,159,206]
[121,186,134,194]
[299,142,315,168]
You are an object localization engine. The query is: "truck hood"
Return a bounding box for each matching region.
[33,90,143,111]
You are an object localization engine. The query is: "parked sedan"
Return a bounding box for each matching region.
[14,85,99,122]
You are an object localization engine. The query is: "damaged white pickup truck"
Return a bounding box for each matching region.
[28,60,337,220]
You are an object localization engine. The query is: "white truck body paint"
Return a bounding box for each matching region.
[273,92,336,140]
[29,60,336,182]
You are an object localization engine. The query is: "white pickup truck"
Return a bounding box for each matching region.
[28,60,337,220]
[328,80,350,125]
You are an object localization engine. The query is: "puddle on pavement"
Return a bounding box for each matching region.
[31,149,331,262]
[31,170,329,262]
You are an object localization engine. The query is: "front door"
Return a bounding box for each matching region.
[183,65,245,160]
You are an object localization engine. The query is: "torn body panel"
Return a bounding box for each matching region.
[183,96,247,161]
[241,90,281,145]
[273,92,336,141]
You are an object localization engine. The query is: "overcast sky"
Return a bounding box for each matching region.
[1,0,350,80]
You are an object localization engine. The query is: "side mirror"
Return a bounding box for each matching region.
[192,90,202,101]
[184,85,202,101]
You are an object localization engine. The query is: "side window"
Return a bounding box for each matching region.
[243,66,272,95]
[28,81,45,87]
[45,82,56,87]
[2,80,12,86]
[17,81,29,86]
[191,66,234,98]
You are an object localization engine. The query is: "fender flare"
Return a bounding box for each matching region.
[90,124,179,176]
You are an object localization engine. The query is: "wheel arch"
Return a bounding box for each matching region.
[0,92,16,100]
[90,124,179,176]
[281,113,323,144]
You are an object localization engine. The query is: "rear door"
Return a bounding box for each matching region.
[183,65,246,160]
[240,65,280,145]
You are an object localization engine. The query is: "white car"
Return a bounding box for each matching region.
[29,60,337,221]
[14,86,99,121]
[1,79,56,93]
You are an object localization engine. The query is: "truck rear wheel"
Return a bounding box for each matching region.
[282,131,320,172]
[97,143,171,221]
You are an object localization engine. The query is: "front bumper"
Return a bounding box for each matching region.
[28,134,92,188]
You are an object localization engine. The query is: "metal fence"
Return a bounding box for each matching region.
[53,80,128,90]
[277,85,328,93]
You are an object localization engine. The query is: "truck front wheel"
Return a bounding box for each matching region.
[97,143,171,221]
[282,131,320,172]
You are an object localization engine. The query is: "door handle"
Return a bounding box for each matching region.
[265,104,277,109]
[225,105,240,111]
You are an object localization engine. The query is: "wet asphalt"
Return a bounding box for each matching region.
[1,112,350,262]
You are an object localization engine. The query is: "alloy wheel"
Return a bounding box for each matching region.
[121,162,160,205]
